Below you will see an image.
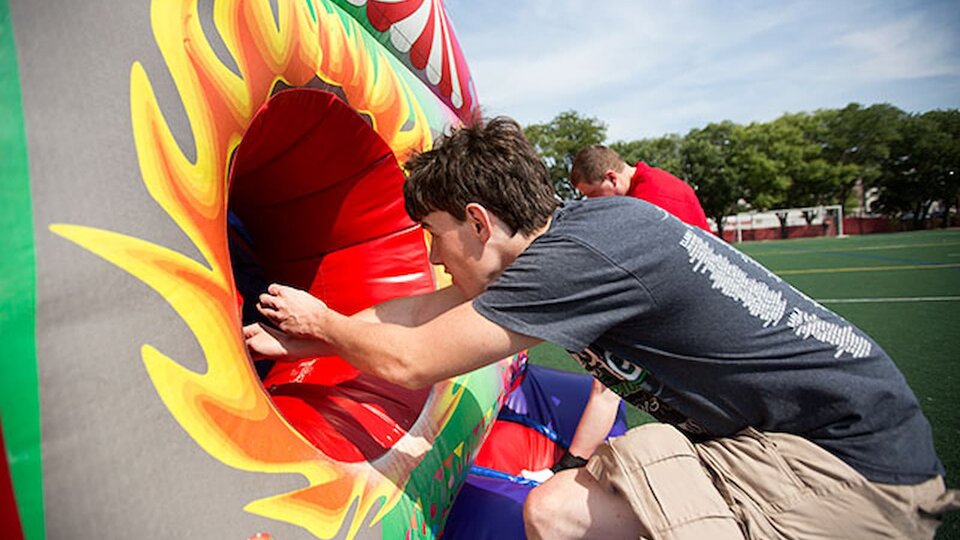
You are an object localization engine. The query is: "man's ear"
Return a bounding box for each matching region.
[606,169,628,194]
[465,202,493,242]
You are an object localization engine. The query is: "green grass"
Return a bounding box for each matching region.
[528,228,960,538]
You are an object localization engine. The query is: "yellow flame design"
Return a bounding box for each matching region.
[49,0,477,538]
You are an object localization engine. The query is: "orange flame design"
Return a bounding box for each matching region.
[50,0,494,538]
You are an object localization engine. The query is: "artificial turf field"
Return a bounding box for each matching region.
[528,228,959,538]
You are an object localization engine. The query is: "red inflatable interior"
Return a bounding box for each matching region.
[0,426,24,540]
[472,420,563,476]
[228,88,436,461]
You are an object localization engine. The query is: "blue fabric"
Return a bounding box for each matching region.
[443,364,628,537]
[443,473,533,539]
[502,364,627,448]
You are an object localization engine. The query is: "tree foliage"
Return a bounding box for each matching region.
[750,113,859,236]
[678,122,749,238]
[611,134,683,174]
[876,110,960,228]
[821,103,905,207]
[524,111,607,199]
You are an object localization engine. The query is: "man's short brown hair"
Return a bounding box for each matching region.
[403,117,557,236]
[570,145,626,187]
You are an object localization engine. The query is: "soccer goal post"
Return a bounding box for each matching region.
[733,205,844,243]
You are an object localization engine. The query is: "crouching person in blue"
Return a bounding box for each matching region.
[244,117,958,539]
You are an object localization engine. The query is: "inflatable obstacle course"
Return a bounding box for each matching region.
[3,2,627,537]
[1,1,523,538]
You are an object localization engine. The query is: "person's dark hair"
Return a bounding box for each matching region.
[403,116,557,236]
[569,144,626,186]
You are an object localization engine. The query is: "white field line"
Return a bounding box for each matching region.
[817,296,960,304]
[777,263,960,275]
[749,241,960,257]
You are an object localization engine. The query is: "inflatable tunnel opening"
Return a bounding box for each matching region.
[227,87,436,462]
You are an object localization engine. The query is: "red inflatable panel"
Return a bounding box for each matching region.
[0,426,24,540]
[472,421,562,477]
[227,88,436,462]
[269,374,430,462]
[230,89,396,205]
[263,226,435,316]
[230,89,415,261]
[235,156,412,261]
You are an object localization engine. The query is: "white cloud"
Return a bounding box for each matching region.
[837,15,960,79]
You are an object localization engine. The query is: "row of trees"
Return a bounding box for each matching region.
[524,105,960,237]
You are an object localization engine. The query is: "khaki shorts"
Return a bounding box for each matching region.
[586,424,959,540]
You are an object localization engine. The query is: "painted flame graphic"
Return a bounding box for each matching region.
[49,0,505,538]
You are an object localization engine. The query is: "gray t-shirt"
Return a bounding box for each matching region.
[474,197,943,484]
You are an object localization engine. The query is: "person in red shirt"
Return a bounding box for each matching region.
[570,144,711,232]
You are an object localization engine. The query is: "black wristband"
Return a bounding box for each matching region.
[550,449,589,473]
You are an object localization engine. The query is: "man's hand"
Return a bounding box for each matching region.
[256,283,328,339]
[243,322,330,362]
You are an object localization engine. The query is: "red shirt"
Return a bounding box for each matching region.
[628,162,711,232]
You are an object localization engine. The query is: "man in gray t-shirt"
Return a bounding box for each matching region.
[474,196,941,486]
[246,117,956,539]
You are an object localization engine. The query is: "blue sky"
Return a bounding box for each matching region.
[444,0,960,142]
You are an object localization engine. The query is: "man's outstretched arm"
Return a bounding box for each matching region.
[244,284,468,361]
[250,283,541,388]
